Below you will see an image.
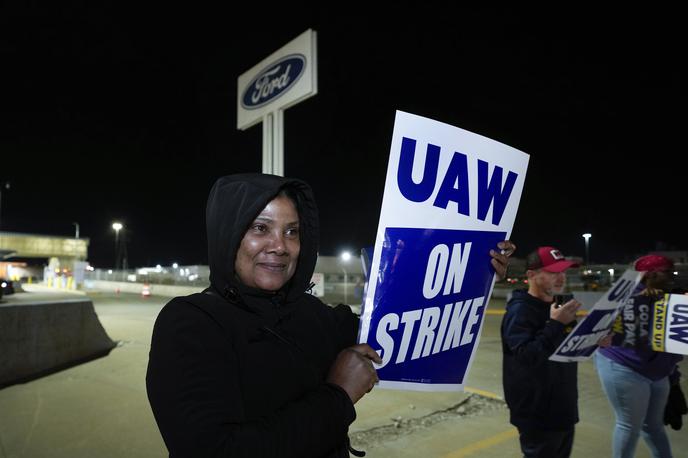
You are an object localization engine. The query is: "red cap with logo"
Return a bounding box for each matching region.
[634,254,674,273]
[527,246,580,273]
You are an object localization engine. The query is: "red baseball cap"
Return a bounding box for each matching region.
[634,254,674,273]
[527,246,580,273]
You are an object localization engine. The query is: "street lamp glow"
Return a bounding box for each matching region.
[112,222,123,231]
[172,263,179,269]
[340,251,352,262]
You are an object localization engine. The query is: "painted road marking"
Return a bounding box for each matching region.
[464,386,502,400]
[485,309,588,316]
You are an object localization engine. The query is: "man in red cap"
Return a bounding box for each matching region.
[501,246,582,458]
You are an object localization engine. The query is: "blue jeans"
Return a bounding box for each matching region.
[594,352,672,458]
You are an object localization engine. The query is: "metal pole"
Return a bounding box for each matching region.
[582,233,591,266]
[114,230,120,270]
[0,181,9,233]
[262,113,273,174]
[73,222,80,239]
[341,267,348,304]
[273,109,284,176]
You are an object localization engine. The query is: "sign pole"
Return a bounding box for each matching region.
[273,109,284,176]
[262,113,273,174]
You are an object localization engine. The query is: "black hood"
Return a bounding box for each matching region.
[206,173,319,303]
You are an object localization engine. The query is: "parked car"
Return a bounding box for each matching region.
[0,278,14,295]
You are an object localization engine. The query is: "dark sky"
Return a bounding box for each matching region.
[1,5,683,268]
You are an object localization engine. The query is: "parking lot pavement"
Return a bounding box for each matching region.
[1,290,686,457]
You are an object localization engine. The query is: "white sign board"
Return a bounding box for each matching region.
[549,269,643,362]
[651,293,688,355]
[309,272,325,297]
[358,110,529,391]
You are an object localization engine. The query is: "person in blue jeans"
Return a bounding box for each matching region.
[595,254,683,458]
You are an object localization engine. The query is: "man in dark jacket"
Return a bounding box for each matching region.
[501,246,581,458]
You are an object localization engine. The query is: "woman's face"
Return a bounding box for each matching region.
[645,269,675,291]
[234,195,300,292]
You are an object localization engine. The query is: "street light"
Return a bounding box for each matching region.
[340,251,351,304]
[73,222,80,239]
[0,181,9,255]
[112,222,123,269]
[582,233,592,266]
[0,181,10,232]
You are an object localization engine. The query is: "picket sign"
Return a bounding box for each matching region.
[358,111,529,391]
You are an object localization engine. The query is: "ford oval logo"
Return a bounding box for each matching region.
[241,54,306,109]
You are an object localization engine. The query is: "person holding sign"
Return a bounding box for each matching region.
[146,174,381,458]
[146,173,516,457]
[501,246,582,458]
[595,254,683,458]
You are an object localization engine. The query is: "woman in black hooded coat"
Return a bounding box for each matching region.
[146,173,381,457]
[147,173,515,457]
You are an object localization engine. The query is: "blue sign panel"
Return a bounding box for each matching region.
[555,309,617,359]
[363,228,506,385]
[241,54,305,109]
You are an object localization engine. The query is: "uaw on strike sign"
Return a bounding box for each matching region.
[549,270,643,362]
[358,111,529,391]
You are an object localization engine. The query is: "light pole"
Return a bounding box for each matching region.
[73,222,80,239]
[0,181,10,232]
[0,181,9,254]
[582,233,592,266]
[340,251,351,304]
[112,222,123,269]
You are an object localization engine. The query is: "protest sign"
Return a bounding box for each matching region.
[358,110,529,390]
[549,269,643,362]
[650,293,688,355]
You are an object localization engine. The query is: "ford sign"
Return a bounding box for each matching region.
[241,54,306,109]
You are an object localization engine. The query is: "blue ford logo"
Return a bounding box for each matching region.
[241,54,306,109]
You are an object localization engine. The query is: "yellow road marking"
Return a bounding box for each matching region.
[464,386,502,400]
[442,428,518,458]
[485,309,588,316]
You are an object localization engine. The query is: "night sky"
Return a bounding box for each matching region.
[1,5,683,268]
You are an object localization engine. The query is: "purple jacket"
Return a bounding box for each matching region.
[599,292,682,381]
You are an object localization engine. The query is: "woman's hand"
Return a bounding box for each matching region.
[597,334,614,348]
[326,344,382,404]
[491,240,516,281]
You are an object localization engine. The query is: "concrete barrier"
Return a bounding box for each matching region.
[0,299,116,388]
[84,280,202,297]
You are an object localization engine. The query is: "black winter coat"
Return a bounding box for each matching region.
[501,289,578,431]
[146,174,359,457]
